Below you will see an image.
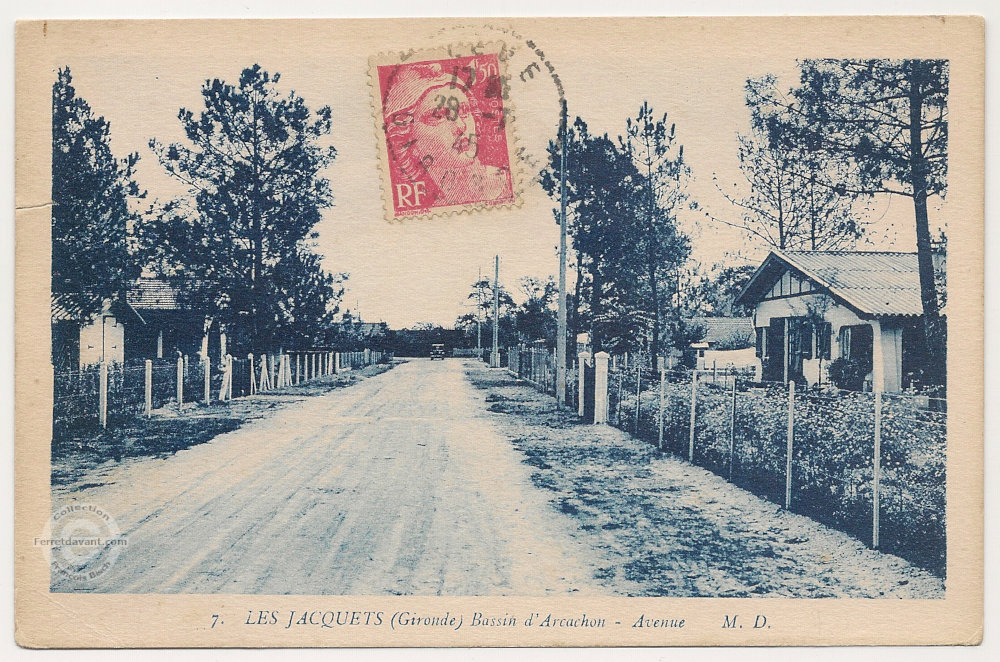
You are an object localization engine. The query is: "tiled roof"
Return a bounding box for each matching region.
[127,278,181,310]
[737,250,925,317]
[691,317,753,344]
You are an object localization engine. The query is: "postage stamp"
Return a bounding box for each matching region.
[13,16,985,650]
[370,45,520,220]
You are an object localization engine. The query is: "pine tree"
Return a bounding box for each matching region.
[52,67,143,320]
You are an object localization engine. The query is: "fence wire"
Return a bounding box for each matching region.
[602,361,945,576]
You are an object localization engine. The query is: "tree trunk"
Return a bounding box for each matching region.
[570,252,583,357]
[908,62,944,386]
[648,256,660,370]
[590,264,603,352]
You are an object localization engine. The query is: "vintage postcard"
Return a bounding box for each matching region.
[14,17,983,647]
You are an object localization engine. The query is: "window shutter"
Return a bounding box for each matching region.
[819,323,832,360]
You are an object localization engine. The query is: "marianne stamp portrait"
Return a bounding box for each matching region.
[372,47,519,219]
[13,17,983,648]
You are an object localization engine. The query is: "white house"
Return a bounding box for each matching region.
[687,317,758,372]
[51,293,143,369]
[734,250,933,393]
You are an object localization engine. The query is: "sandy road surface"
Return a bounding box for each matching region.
[52,360,606,595]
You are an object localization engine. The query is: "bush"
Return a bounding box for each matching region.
[827,357,869,391]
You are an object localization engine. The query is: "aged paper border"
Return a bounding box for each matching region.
[14,16,984,648]
[368,42,526,222]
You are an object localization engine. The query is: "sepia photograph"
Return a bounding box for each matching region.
[14,13,983,648]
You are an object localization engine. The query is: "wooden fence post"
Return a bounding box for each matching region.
[873,391,882,549]
[578,352,589,418]
[785,380,796,509]
[176,355,184,409]
[144,359,152,417]
[634,362,642,435]
[98,360,108,429]
[729,377,737,481]
[688,371,698,462]
[658,364,665,451]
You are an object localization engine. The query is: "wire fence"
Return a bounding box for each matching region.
[52,348,392,439]
[603,357,946,576]
[506,345,580,413]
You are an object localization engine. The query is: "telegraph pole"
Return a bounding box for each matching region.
[491,255,500,367]
[476,266,482,351]
[556,98,568,408]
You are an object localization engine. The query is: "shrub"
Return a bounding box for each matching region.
[827,357,869,391]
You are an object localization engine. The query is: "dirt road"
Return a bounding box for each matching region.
[52,359,607,595]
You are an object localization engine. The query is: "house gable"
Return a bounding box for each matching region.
[762,268,815,300]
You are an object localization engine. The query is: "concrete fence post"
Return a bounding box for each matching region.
[577,352,590,417]
[176,355,184,408]
[335,352,341,373]
[203,355,211,404]
[594,351,609,424]
[221,354,232,401]
[785,380,796,509]
[248,353,255,395]
[144,359,153,417]
[296,353,301,385]
[99,360,108,429]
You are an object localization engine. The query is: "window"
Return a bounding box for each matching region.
[839,324,873,371]
[800,322,813,359]
[816,322,832,360]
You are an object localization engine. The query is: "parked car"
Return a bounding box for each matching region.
[430,343,446,360]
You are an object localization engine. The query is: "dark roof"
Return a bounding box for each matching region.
[51,292,145,325]
[127,278,182,310]
[690,317,753,344]
[735,250,924,317]
[51,293,96,322]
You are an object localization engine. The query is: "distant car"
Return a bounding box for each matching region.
[430,344,446,360]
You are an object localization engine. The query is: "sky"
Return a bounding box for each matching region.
[52,18,946,328]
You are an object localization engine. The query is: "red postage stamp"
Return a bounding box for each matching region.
[371,47,518,219]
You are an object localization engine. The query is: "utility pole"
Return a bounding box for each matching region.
[556,98,568,408]
[476,266,482,351]
[491,255,500,367]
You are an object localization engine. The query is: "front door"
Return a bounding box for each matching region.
[763,319,785,382]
